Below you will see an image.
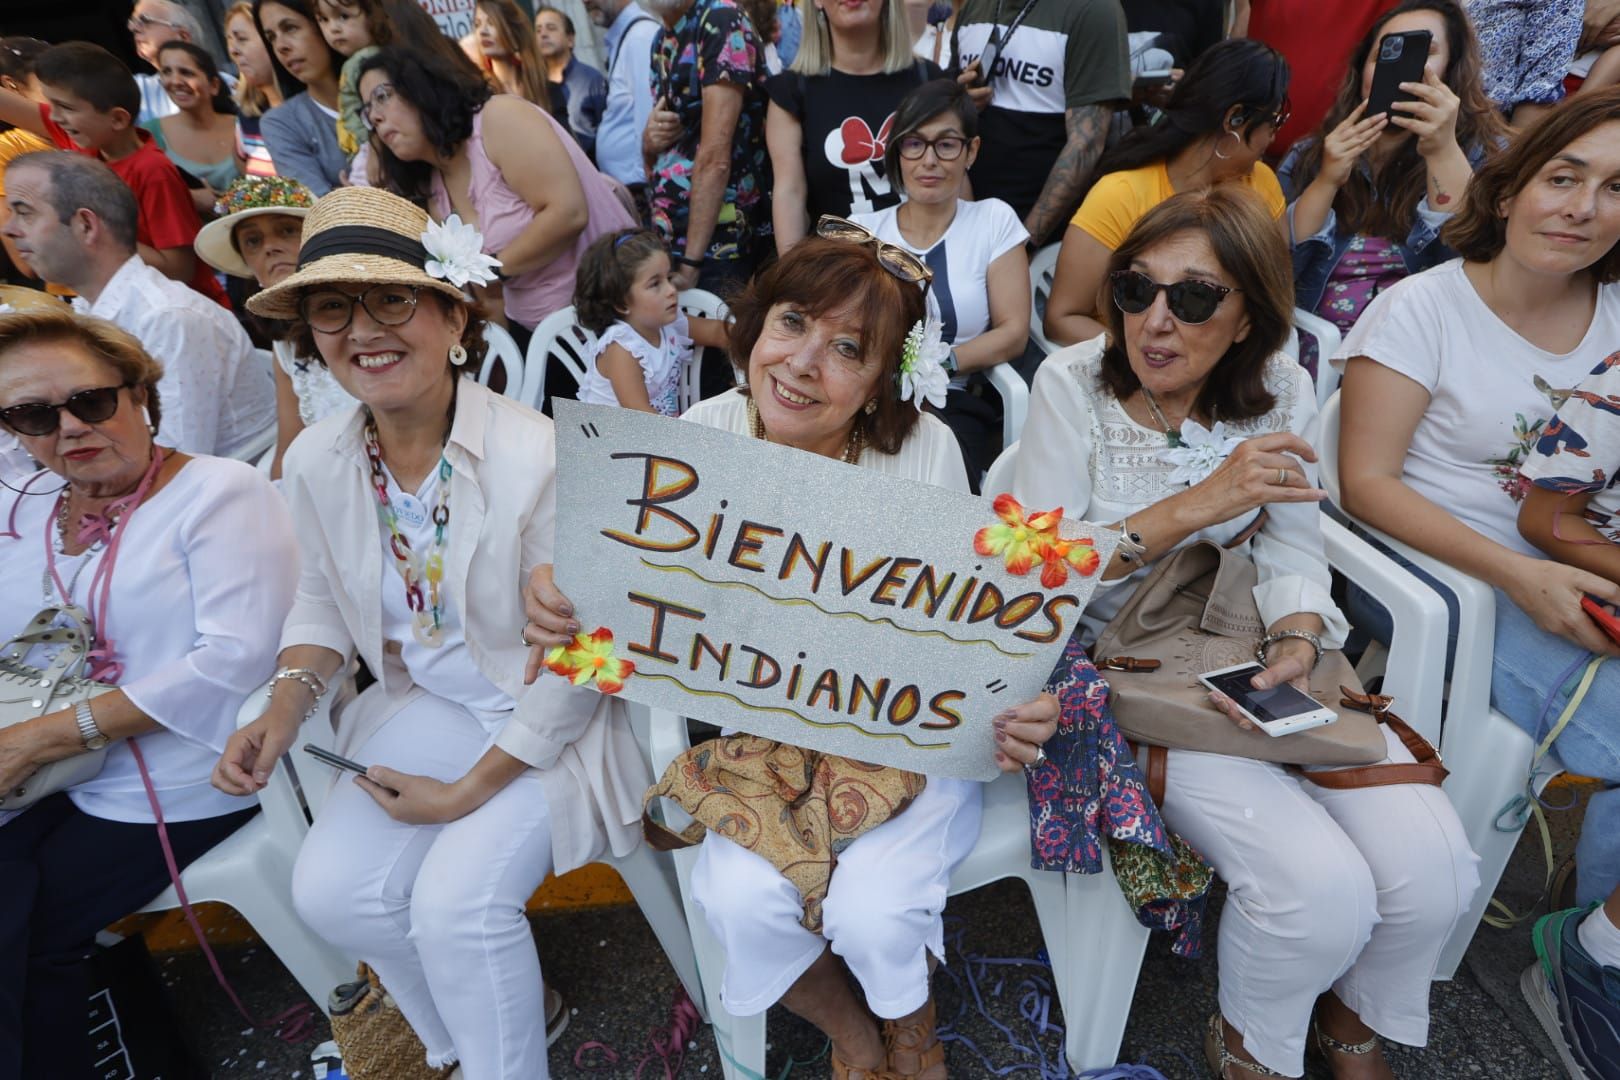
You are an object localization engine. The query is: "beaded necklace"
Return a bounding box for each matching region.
[364,420,452,648]
[746,396,865,464]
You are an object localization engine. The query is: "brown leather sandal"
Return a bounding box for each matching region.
[830,1052,896,1080]
[882,997,946,1080]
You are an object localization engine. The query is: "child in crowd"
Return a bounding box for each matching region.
[0,41,229,307]
[572,229,728,416]
[314,0,380,156]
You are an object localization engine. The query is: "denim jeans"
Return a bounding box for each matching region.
[1349,565,1620,905]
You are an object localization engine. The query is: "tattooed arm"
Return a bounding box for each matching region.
[1023,104,1111,249]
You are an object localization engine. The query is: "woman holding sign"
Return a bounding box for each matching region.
[1010,187,1477,1080]
[212,187,648,1079]
[524,224,1059,1080]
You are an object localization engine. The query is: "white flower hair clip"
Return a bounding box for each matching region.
[898,317,951,412]
[421,215,503,289]
[1162,419,1246,486]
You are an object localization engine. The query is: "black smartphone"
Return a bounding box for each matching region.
[303,743,368,777]
[1365,29,1432,119]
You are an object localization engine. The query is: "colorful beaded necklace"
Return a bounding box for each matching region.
[364,420,452,647]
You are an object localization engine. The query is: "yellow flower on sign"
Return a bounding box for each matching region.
[974,493,1062,576]
[544,627,636,694]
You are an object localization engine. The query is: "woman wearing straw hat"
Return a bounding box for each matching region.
[211,186,649,1079]
[195,176,356,478]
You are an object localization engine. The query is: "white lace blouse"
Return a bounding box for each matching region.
[1008,335,1349,648]
[273,340,358,427]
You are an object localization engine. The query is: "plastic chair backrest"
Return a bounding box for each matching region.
[478,323,527,400]
[521,306,598,413]
[1317,391,1345,505]
[677,288,732,412]
[983,440,1020,495]
[1029,243,1061,355]
[1290,308,1344,409]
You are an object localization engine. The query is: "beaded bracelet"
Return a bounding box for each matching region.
[269,667,327,702]
[1255,629,1324,671]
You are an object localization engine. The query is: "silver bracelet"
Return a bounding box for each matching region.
[269,667,327,702]
[1255,629,1323,671]
[1116,517,1148,564]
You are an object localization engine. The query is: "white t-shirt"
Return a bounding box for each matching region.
[578,314,693,417]
[1334,260,1620,557]
[0,457,296,824]
[375,460,513,723]
[850,198,1028,390]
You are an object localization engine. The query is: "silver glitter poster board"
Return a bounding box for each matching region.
[552,400,1119,781]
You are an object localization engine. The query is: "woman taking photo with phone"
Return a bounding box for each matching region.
[1043,37,1291,349]
[1016,186,1477,1080]
[1277,0,1506,344]
[1337,89,1620,1075]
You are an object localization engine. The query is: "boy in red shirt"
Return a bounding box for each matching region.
[0,41,229,307]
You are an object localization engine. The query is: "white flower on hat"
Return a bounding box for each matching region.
[898,317,950,412]
[421,214,502,288]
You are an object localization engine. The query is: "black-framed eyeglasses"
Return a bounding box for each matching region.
[0,383,130,437]
[815,215,932,288]
[1110,269,1238,325]
[299,284,421,334]
[895,133,968,162]
[360,82,397,131]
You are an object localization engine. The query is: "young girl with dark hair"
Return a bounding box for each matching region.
[1044,37,1292,347]
[1277,0,1507,331]
[572,228,728,415]
[144,41,241,207]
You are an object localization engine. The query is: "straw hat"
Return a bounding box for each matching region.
[246,186,501,321]
[195,176,315,279]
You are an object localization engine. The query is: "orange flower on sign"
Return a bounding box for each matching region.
[973,494,1062,576]
[544,627,636,694]
[1039,535,1102,588]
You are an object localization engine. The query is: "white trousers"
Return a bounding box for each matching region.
[1159,725,1480,1075]
[689,776,982,1019]
[291,695,556,1080]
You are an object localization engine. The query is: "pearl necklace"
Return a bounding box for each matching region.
[746,396,865,464]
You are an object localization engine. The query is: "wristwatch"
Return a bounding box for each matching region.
[75,701,109,750]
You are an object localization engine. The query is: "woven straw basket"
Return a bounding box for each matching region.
[328,964,452,1080]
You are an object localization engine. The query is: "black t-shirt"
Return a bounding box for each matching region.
[766,61,940,223]
[1122,0,1224,67]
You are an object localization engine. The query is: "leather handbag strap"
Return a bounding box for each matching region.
[1126,740,1168,808]
[1292,686,1448,790]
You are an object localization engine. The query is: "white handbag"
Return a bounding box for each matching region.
[0,605,112,810]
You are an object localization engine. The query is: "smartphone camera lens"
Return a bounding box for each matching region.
[1380,36,1403,60]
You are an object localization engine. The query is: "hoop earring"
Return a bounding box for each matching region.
[449,343,468,367]
[1212,129,1244,161]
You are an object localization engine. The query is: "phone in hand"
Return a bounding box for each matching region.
[1199,663,1339,737]
[1583,595,1620,646]
[303,743,369,777]
[1365,29,1432,119]
[1133,69,1175,89]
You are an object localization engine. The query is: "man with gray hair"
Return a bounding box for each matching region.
[1,152,275,459]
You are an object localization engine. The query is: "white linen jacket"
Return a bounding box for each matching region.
[278,377,647,873]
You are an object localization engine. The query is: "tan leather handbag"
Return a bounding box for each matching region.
[1091,540,1391,767]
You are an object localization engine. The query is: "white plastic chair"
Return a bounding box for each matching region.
[1029,242,1062,356]
[1316,391,1552,978]
[1282,308,1345,410]
[136,681,357,1011]
[478,322,528,401]
[520,305,598,413]
[984,368,1030,455]
[645,707,1148,1077]
[983,439,1019,496]
[677,288,733,412]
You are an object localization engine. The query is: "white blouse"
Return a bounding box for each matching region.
[0,457,297,824]
[273,340,358,428]
[578,315,692,417]
[1009,336,1349,648]
[682,389,971,493]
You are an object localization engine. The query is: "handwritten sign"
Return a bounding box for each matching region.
[417,0,475,40]
[553,401,1117,780]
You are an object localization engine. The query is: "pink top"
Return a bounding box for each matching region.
[432,99,635,328]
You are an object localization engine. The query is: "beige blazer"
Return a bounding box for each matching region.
[278,378,647,872]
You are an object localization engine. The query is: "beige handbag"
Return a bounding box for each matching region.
[1091,540,1390,767]
[0,606,112,809]
[329,965,452,1080]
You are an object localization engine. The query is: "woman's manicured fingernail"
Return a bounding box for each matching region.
[567,621,580,634]
[994,729,1007,743]
[560,604,573,616]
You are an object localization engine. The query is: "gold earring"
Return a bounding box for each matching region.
[863,399,878,415]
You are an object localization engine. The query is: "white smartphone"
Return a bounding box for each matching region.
[1197,663,1338,737]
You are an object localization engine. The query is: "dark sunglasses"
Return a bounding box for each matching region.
[1110,269,1238,325]
[0,383,129,437]
[815,215,932,287]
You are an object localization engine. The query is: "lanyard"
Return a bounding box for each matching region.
[988,0,1041,51]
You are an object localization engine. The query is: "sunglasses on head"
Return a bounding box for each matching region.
[1110,269,1238,325]
[0,383,129,437]
[815,215,932,288]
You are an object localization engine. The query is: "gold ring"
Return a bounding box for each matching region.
[1277,467,1288,486]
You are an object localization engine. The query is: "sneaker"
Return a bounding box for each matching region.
[545,985,569,1047]
[1520,905,1620,1080]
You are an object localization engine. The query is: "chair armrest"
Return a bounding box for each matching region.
[1319,515,1450,744]
[646,706,694,775]
[1291,308,1343,409]
[986,363,1029,450]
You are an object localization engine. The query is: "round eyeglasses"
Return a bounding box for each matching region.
[299,284,422,334]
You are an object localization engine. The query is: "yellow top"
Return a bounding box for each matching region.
[0,128,54,196]
[1069,159,1287,250]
